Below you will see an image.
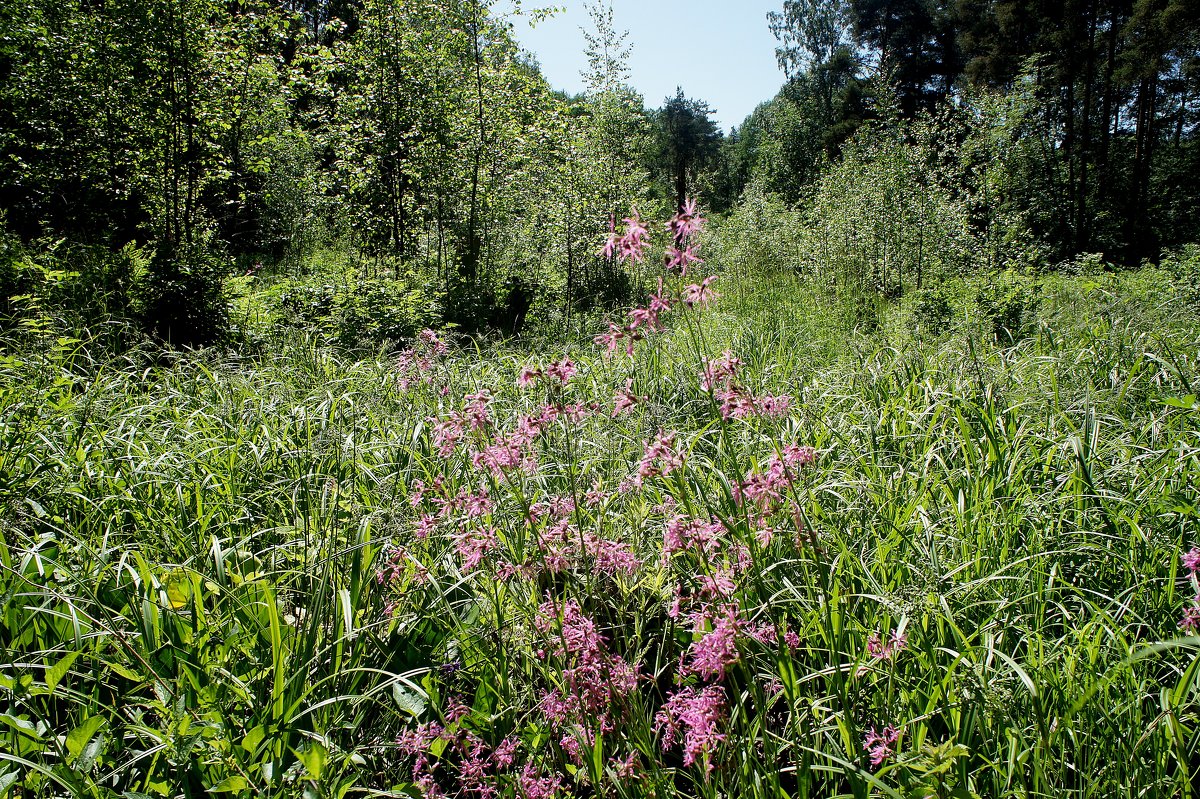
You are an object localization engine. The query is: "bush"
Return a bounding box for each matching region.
[975,269,1040,343]
[1163,243,1200,310]
[909,285,957,338]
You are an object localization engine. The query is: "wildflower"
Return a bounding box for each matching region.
[612,379,641,416]
[685,605,742,680]
[601,215,619,260]
[544,359,577,384]
[517,763,561,799]
[867,627,907,660]
[584,479,609,507]
[682,275,720,308]
[619,211,650,263]
[396,722,447,755]
[655,685,727,773]
[757,394,792,417]
[431,414,466,457]
[1181,605,1200,633]
[464,391,492,431]
[863,725,900,768]
[665,244,703,274]
[453,526,498,571]
[419,328,448,355]
[518,366,542,387]
[590,535,642,576]
[491,736,519,769]
[636,430,683,485]
[663,515,722,556]
[700,351,742,391]
[781,443,816,467]
[668,198,705,243]
[559,732,584,766]
[610,752,639,779]
[1183,546,1200,574]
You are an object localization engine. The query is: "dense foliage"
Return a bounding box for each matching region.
[2,1,1200,797]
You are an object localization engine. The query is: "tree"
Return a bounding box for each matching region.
[655,89,721,212]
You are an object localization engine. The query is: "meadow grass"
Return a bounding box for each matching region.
[2,264,1199,798]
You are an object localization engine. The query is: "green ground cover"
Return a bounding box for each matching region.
[2,263,1199,798]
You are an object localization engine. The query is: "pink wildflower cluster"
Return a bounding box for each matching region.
[683,604,743,681]
[517,763,562,799]
[863,724,900,768]
[534,598,640,737]
[601,211,650,263]
[594,200,717,360]
[665,199,705,275]
[408,479,499,566]
[397,721,535,799]
[733,445,816,537]
[663,514,724,558]
[654,685,727,773]
[511,496,641,578]
[1180,546,1200,633]
[518,359,578,388]
[866,628,908,660]
[700,350,793,421]
[636,430,683,486]
[397,329,450,391]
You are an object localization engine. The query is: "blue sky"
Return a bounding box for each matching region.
[507,1,787,133]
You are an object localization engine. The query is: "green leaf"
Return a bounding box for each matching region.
[65,716,105,763]
[392,683,427,717]
[209,776,248,793]
[296,741,328,781]
[1164,394,1199,409]
[45,650,81,693]
[242,725,266,754]
[105,660,145,682]
[0,713,42,741]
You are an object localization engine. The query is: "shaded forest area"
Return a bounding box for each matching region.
[0,0,1197,347]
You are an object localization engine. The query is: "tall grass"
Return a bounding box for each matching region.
[2,264,1198,797]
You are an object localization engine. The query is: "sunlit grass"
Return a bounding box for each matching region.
[2,266,1199,798]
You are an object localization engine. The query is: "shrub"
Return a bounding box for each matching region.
[975,269,1040,343]
[909,285,957,338]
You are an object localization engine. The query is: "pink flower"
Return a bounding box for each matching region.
[668,198,705,243]
[517,763,561,799]
[1183,547,1200,574]
[1181,605,1200,633]
[453,526,499,571]
[665,244,703,274]
[757,394,792,417]
[613,379,641,416]
[492,736,519,769]
[601,215,619,260]
[618,211,650,264]
[545,359,577,384]
[610,752,639,779]
[685,605,742,680]
[867,628,907,660]
[700,351,742,391]
[518,366,542,387]
[655,685,727,772]
[637,430,683,485]
[682,275,719,308]
[863,725,900,768]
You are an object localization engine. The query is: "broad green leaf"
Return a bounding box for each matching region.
[209,776,248,793]
[66,716,105,763]
[242,725,266,754]
[296,741,328,781]
[45,651,81,693]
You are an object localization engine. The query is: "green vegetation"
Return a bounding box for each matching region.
[2,0,1200,796]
